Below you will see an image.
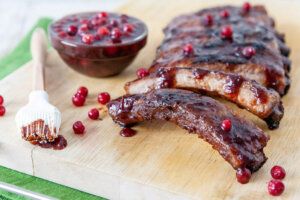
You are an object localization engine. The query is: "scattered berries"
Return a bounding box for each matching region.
[88,108,99,120]
[77,86,88,97]
[72,93,86,106]
[98,92,110,104]
[73,121,85,134]
[236,168,251,184]
[0,95,3,105]
[0,105,5,116]
[271,165,286,180]
[268,180,285,196]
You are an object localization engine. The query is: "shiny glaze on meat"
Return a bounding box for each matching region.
[124,67,283,129]
[149,5,290,96]
[107,89,270,172]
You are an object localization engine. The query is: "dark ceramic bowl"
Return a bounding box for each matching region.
[49,12,148,77]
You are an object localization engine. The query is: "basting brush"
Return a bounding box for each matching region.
[15,28,61,143]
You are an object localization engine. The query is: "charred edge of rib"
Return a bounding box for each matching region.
[248,155,268,172]
[263,102,284,130]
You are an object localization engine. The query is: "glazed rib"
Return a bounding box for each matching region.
[125,67,284,129]
[149,5,290,96]
[107,89,270,172]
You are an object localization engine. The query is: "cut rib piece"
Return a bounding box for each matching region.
[125,67,284,129]
[107,89,270,172]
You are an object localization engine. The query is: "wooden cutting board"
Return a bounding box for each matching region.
[0,0,300,199]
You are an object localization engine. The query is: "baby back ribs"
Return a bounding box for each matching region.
[125,67,284,129]
[149,5,290,96]
[107,89,270,172]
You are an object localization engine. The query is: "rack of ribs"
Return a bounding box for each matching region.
[107,89,270,172]
[125,5,291,129]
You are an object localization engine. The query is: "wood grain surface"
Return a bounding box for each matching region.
[0,0,299,199]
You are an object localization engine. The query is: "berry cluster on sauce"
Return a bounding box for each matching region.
[49,12,147,77]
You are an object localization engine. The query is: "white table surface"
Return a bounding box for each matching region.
[0,0,128,58]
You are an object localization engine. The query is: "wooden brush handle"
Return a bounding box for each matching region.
[31,28,48,91]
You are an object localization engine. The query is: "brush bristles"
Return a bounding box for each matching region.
[20,119,58,143]
[15,90,61,143]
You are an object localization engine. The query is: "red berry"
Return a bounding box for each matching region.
[100,18,107,25]
[221,26,233,39]
[0,95,3,105]
[242,46,256,58]
[183,44,194,56]
[121,15,128,23]
[67,25,77,36]
[80,24,89,30]
[72,93,85,106]
[58,32,67,38]
[136,68,149,78]
[98,11,107,18]
[110,19,119,27]
[121,14,128,19]
[268,180,285,196]
[120,128,136,137]
[77,86,88,97]
[110,28,122,41]
[94,33,102,40]
[88,108,99,120]
[80,18,88,24]
[204,14,213,26]
[82,34,94,44]
[123,24,133,33]
[73,121,85,134]
[97,26,109,35]
[243,2,251,12]
[78,24,88,35]
[0,105,5,116]
[221,120,232,131]
[81,22,92,30]
[220,10,230,18]
[271,165,286,180]
[91,18,102,26]
[236,168,251,184]
[98,92,110,104]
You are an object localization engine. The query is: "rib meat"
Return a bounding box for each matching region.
[107,89,270,172]
[125,67,284,129]
[149,5,290,96]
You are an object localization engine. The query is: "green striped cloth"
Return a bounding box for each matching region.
[0,18,106,200]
